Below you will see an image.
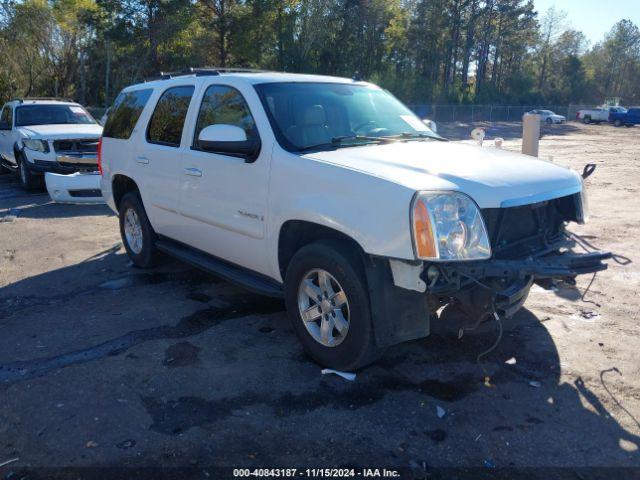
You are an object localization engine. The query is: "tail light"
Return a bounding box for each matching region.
[97,137,103,175]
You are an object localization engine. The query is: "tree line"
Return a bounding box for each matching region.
[1,0,639,108]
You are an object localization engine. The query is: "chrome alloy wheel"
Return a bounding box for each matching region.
[297,269,350,347]
[124,207,144,254]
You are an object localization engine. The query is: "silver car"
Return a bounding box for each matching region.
[528,109,566,124]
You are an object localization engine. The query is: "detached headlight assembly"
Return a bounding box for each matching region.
[22,139,49,153]
[412,191,491,261]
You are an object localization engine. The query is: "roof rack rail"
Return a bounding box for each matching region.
[11,97,75,103]
[145,67,270,82]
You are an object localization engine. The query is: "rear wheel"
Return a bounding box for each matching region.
[284,241,381,370]
[118,191,158,268]
[614,119,623,127]
[583,116,591,124]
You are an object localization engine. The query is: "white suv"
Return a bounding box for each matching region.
[0,99,103,191]
[100,69,609,370]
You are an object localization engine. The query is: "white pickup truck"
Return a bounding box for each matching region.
[100,69,610,370]
[0,98,103,199]
[576,106,627,124]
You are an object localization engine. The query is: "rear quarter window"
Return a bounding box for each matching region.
[103,89,153,139]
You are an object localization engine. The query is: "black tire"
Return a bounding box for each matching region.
[614,119,622,127]
[118,191,158,268]
[17,152,43,191]
[284,241,381,370]
[546,117,553,124]
[583,116,591,124]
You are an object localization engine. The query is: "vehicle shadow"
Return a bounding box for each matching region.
[9,201,112,219]
[0,252,638,469]
[439,121,582,141]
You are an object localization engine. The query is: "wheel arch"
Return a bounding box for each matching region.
[13,142,23,161]
[111,174,140,211]
[277,220,367,281]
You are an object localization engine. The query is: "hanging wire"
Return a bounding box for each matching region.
[477,311,504,365]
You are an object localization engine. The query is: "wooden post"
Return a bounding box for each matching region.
[522,114,540,157]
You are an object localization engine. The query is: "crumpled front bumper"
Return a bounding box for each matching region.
[424,243,611,317]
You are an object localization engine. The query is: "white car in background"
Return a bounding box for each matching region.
[527,109,566,124]
[0,98,103,202]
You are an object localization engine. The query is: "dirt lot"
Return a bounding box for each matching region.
[0,122,639,478]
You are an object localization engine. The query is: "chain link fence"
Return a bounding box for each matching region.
[407,104,591,123]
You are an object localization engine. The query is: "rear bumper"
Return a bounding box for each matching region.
[45,172,104,204]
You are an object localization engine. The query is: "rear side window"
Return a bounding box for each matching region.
[147,86,195,147]
[193,85,257,148]
[103,89,153,139]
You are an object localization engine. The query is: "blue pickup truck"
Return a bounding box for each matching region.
[610,107,640,127]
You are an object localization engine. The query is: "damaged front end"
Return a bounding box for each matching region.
[423,193,611,320]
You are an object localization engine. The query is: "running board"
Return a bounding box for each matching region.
[155,237,283,298]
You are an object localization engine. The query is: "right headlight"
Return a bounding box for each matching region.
[22,139,49,153]
[411,191,491,261]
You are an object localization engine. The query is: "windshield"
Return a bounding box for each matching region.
[254,82,439,152]
[15,104,96,126]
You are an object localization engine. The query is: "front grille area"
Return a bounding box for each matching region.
[53,138,99,154]
[481,194,580,260]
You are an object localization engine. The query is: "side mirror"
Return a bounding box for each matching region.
[422,118,437,133]
[197,124,259,161]
[0,121,10,130]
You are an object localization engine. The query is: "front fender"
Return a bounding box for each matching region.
[268,152,417,280]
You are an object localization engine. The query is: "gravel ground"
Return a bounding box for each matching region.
[0,122,638,478]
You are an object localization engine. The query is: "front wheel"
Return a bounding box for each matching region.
[284,241,381,370]
[545,118,553,124]
[614,119,622,127]
[17,154,42,190]
[118,192,158,268]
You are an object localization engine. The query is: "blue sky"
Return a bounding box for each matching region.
[533,0,640,45]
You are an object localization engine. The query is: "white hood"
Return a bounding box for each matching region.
[304,140,582,209]
[18,124,103,140]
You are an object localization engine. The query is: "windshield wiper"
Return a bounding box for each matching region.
[389,132,447,142]
[298,135,398,153]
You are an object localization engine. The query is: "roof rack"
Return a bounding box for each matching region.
[11,97,75,103]
[145,67,270,82]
